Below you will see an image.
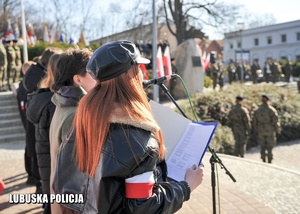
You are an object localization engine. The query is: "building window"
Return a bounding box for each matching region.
[230,43,233,49]
[281,56,287,60]
[237,42,241,48]
[254,38,259,46]
[297,32,300,41]
[281,34,286,43]
[267,36,272,44]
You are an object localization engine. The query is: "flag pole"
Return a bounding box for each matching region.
[21,0,28,62]
[152,0,159,102]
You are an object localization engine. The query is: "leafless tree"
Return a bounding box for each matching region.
[162,0,241,44]
[0,0,20,38]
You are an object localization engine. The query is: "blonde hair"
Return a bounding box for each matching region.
[39,53,61,89]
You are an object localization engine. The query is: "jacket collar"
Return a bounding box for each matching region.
[52,86,85,107]
[110,105,160,132]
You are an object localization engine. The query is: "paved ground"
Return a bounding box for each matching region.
[0,139,299,214]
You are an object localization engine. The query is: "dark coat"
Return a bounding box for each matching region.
[54,123,190,214]
[26,88,55,195]
[16,80,27,129]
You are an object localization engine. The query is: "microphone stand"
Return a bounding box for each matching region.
[158,83,236,214]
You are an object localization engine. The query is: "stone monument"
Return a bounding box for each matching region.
[171,38,204,99]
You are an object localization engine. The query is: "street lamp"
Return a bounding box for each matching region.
[238,22,244,82]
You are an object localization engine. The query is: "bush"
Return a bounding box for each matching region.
[179,83,300,154]
[20,41,100,61]
[292,62,300,77]
[204,76,213,88]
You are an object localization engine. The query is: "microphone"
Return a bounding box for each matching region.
[143,74,176,88]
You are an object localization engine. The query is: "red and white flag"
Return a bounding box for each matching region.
[156,46,165,78]
[203,52,210,70]
[140,64,149,80]
[5,20,15,41]
[125,171,154,198]
[43,24,50,42]
[163,46,172,76]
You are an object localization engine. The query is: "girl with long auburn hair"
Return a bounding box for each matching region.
[75,64,164,176]
[55,41,204,214]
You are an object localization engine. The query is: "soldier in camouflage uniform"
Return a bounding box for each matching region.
[0,38,7,90]
[5,40,16,90]
[209,61,219,90]
[253,95,280,163]
[12,39,22,82]
[227,96,251,157]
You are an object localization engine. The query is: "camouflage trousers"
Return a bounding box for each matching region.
[7,67,19,85]
[0,66,6,88]
[233,131,247,157]
[257,132,276,163]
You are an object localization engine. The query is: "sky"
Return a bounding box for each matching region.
[237,0,300,24]
[98,0,300,41]
[205,0,300,39]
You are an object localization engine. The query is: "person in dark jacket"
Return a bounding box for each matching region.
[23,47,63,195]
[251,59,261,84]
[53,41,204,213]
[16,61,36,185]
[26,54,61,214]
[283,58,292,83]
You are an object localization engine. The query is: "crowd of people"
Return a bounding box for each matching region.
[11,40,204,214]
[207,58,293,89]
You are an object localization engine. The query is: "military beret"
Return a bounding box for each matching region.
[262,94,270,100]
[236,96,244,101]
[86,40,150,82]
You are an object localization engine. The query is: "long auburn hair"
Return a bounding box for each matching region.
[74,65,164,176]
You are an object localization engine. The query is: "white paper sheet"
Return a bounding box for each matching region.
[150,100,217,181]
[166,122,217,181]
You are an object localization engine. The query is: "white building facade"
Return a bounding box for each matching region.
[223,20,300,67]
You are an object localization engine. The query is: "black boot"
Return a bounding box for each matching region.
[26,175,37,186]
[268,157,272,164]
[35,181,43,194]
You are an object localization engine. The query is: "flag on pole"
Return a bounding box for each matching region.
[156,46,164,78]
[49,28,56,44]
[140,64,149,80]
[78,29,86,46]
[163,46,172,76]
[59,33,64,43]
[203,52,210,70]
[14,22,20,40]
[27,24,36,45]
[5,20,15,41]
[43,23,50,42]
[69,37,74,44]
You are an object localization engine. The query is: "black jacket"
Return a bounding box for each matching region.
[53,123,190,214]
[16,80,27,129]
[26,88,55,195]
